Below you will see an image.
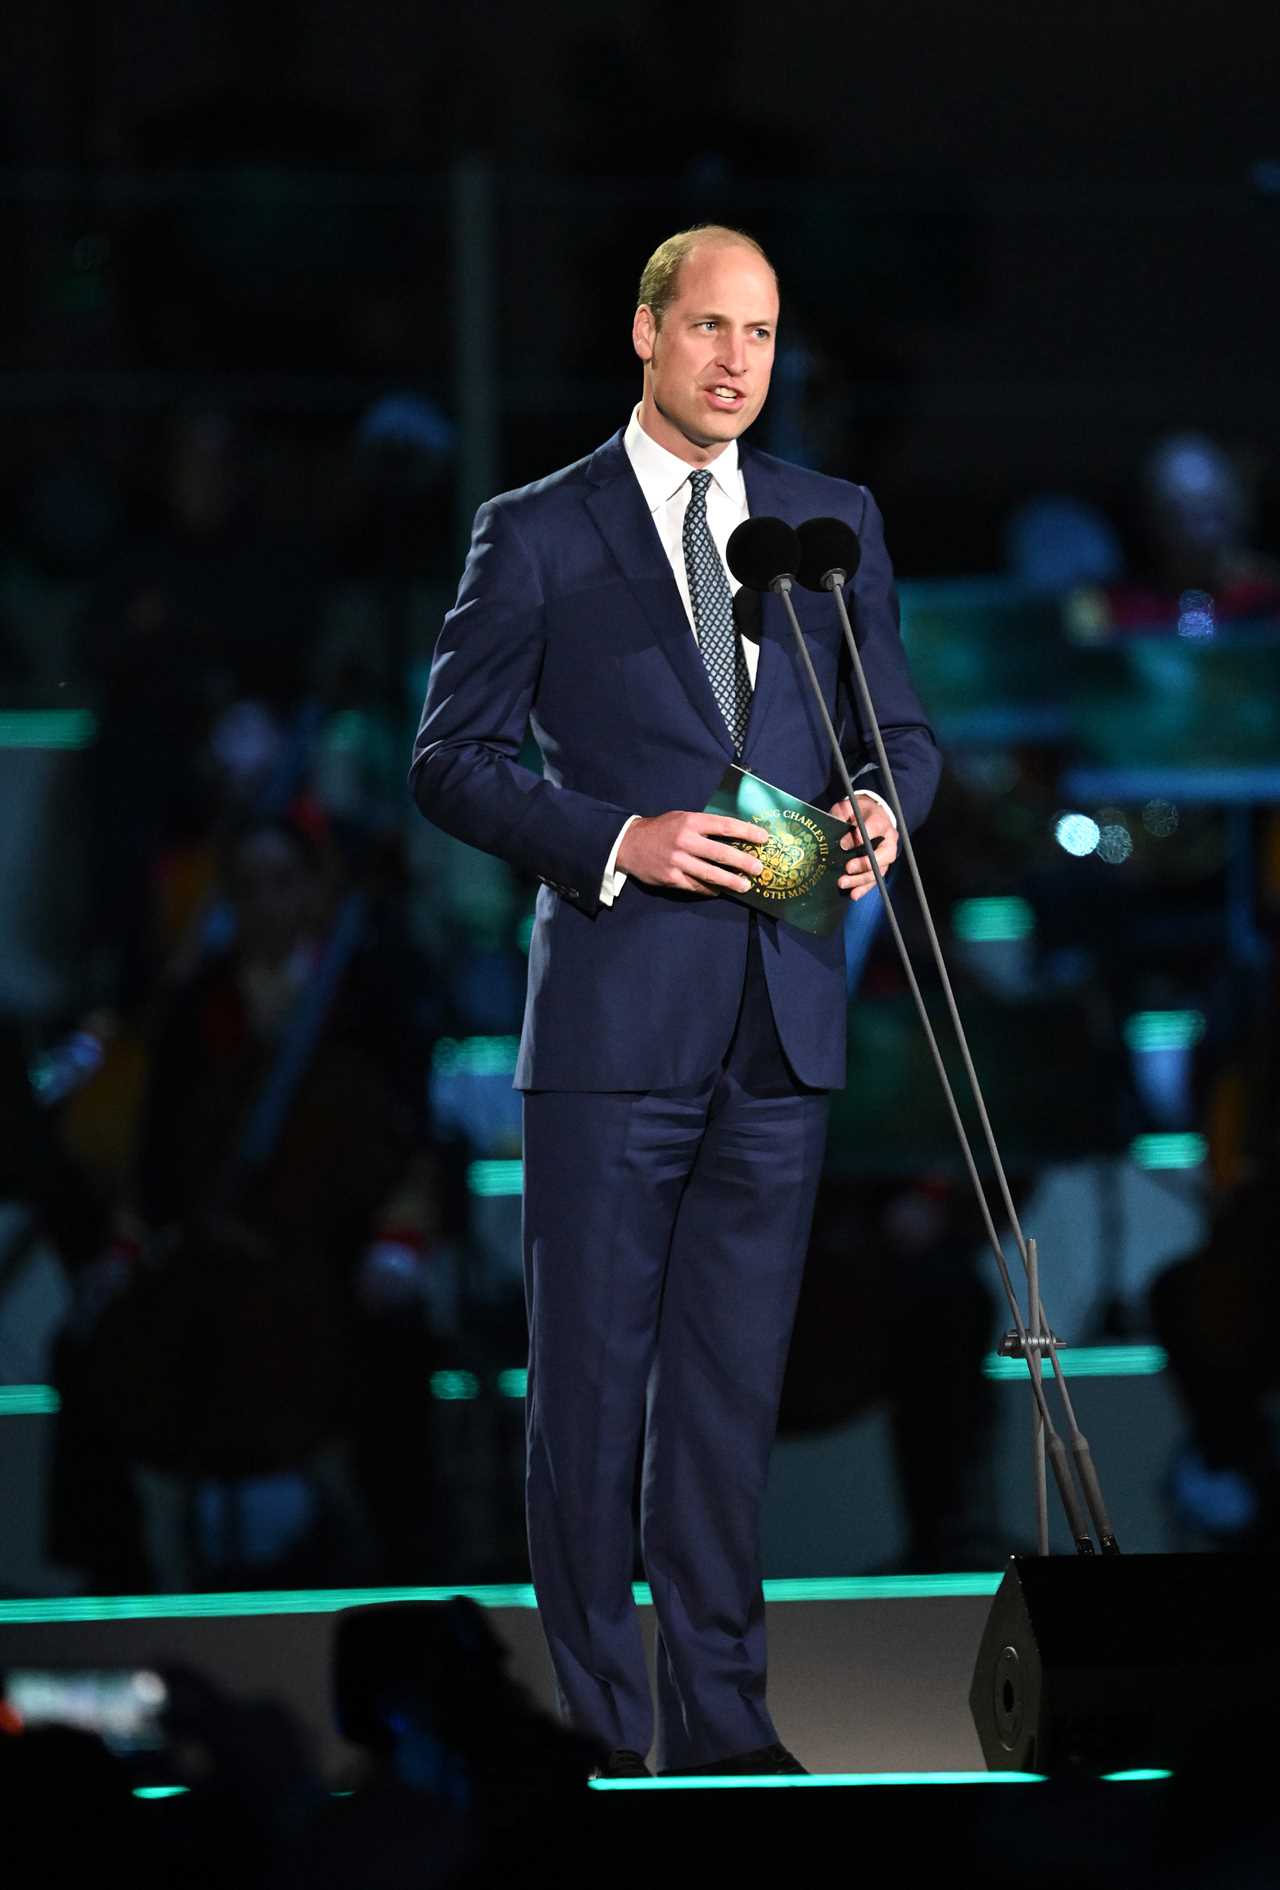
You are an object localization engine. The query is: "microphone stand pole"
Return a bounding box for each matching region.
[818,569,1117,1555]
[1028,1237,1049,1558]
[769,570,1115,1555]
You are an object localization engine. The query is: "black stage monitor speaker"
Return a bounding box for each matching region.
[970,1553,1280,1774]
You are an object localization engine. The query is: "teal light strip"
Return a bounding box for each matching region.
[751,1574,1000,1601]
[430,1370,480,1401]
[132,1772,1163,1797]
[431,1036,520,1078]
[591,1771,1045,1791]
[0,1585,540,1624]
[0,709,97,749]
[137,1773,1162,1797]
[1130,1132,1207,1171]
[0,1572,1002,1626]
[4,1348,1166,1422]
[467,1159,523,1198]
[0,1386,60,1415]
[952,897,1034,943]
[1123,1011,1204,1053]
[984,1345,1167,1382]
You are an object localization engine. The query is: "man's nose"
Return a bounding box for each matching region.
[717,333,748,377]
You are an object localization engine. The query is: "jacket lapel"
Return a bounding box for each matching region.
[584,433,734,755]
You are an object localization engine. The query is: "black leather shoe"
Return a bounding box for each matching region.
[591,1748,653,1779]
[662,1744,809,1776]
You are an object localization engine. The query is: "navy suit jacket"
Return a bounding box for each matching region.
[410,429,940,1091]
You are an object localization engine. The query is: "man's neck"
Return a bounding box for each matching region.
[636,395,733,469]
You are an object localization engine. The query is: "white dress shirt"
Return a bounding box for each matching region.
[622,405,758,681]
[598,409,892,905]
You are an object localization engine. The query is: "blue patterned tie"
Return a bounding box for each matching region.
[683,468,753,754]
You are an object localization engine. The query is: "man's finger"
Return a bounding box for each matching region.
[693,815,770,846]
[840,819,888,850]
[676,852,756,894]
[694,838,765,876]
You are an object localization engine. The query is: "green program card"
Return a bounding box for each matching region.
[702,764,852,937]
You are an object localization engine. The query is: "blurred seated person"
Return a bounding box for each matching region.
[51,817,452,1589]
[1067,433,1280,638]
[1003,494,1124,595]
[79,411,321,1006]
[1150,1175,1280,1549]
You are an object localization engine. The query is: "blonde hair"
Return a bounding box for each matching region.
[636,225,775,328]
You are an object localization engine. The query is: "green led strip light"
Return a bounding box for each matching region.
[0,1348,1164,1421]
[591,1770,1171,1791]
[129,1772,1171,1798]
[431,1036,520,1078]
[472,1137,1206,1193]
[467,1159,523,1197]
[1123,1011,1204,1053]
[952,897,1034,943]
[983,1344,1167,1381]
[0,1386,61,1415]
[1130,1133,1206,1170]
[593,1771,1044,1791]
[0,709,97,749]
[430,1370,480,1401]
[0,1573,1001,1626]
[126,1772,1176,1798]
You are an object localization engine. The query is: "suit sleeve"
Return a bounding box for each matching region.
[409,498,631,915]
[829,486,941,834]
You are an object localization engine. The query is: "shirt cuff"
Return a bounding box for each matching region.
[599,814,641,906]
[854,788,897,831]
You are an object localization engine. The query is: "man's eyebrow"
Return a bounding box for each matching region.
[686,309,776,326]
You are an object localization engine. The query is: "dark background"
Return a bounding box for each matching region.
[2,0,1279,1596]
[4,0,1279,566]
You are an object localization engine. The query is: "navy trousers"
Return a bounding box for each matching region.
[521,922,829,1769]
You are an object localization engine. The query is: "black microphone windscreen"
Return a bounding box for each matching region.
[732,585,762,644]
[796,517,862,592]
[726,517,801,592]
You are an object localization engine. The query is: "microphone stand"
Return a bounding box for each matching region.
[768,565,1117,1556]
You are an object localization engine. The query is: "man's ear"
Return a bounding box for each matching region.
[632,304,657,365]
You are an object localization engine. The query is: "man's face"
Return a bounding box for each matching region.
[632,242,778,463]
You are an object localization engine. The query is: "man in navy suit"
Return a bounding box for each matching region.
[411,226,940,1775]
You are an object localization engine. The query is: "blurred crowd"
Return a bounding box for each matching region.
[3,379,1280,1590]
[1,403,532,1590]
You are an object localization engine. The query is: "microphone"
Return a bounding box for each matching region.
[732,584,762,646]
[788,512,1118,1551]
[796,516,862,593]
[726,517,801,593]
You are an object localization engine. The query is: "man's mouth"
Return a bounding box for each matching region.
[705,385,745,407]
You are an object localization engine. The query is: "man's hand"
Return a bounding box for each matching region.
[616,811,771,896]
[832,795,898,901]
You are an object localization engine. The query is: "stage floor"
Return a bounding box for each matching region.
[0,1578,995,1780]
[7,1578,1273,1888]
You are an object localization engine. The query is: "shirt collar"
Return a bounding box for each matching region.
[624,406,744,513]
